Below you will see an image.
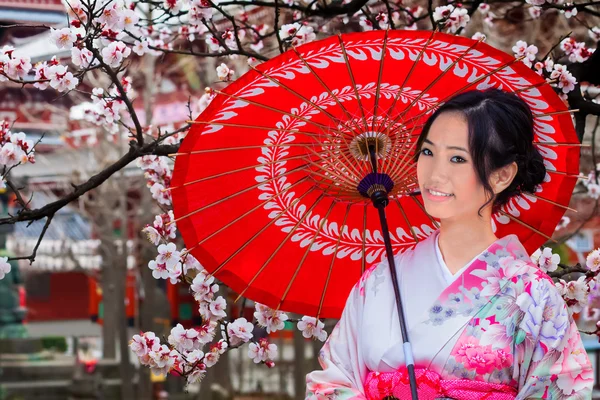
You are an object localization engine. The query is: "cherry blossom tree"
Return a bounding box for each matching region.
[1,0,600,397]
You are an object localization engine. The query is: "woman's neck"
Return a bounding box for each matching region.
[437,214,498,273]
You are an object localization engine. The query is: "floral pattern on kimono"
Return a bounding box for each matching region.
[305,231,594,400]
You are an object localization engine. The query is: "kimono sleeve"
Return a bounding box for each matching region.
[305,281,368,400]
[514,278,594,399]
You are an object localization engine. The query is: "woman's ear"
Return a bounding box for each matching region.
[490,161,518,194]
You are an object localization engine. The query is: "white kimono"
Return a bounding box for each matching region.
[306,229,594,399]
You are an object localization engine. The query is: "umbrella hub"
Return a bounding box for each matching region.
[349,131,391,161]
[357,172,394,207]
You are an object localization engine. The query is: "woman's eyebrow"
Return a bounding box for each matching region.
[423,138,468,153]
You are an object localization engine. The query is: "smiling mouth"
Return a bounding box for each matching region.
[427,189,453,197]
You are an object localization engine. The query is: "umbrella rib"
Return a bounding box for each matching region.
[378,29,439,134]
[234,193,327,302]
[389,36,484,128]
[166,153,322,192]
[170,164,309,224]
[316,203,352,320]
[304,159,360,191]
[496,209,557,243]
[386,120,421,184]
[522,192,577,212]
[276,200,338,311]
[546,169,589,180]
[371,29,390,133]
[534,109,579,118]
[169,143,332,158]
[385,55,528,132]
[290,45,365,136]
[534,142,589,147]
[337,34,369,132]
[211,88,342,135]
[185,121,329,139]
[248,64,360,139]
[304,142,363,183]
[514,79,557,94]
[212,187,318,276]
[183,177,310,255]
[305,148,362,187]
[393,197,419,244]
[408,194,440,228]
[380,124,425,177]
[361,204,367,275]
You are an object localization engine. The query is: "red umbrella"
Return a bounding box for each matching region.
[171,29,579,322]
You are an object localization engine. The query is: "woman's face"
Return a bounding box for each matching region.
[416,111,492,221]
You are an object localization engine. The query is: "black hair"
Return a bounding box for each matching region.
[412,88,546,217]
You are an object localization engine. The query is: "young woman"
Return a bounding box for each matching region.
[305,89,594,399]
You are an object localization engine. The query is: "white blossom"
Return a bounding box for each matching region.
[101,41,131,68]
[191,272,219,302]
[148,259,169,280]
[471,32,486,41]
[248,338,278,363]
[297,316,327,341]
[132,40,150,56]
[71,47,94,68]
[528,6,542,18]
[148,345,178,375]
[561,4,578,18]
[0,257,10,280]
[586,249,600,272]
[209,296,227,320]
[227,318,254,346]
[156,242,181,269]
[216,63,234,81]
[512,40,538,67]
[254,303,289,333]
[531,247,560,273]
[50,27,77,49]
[168,323,199,352]
[549,64,577,94]
[279,23,316,46]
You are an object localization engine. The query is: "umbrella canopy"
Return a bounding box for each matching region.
[172,30,580,319]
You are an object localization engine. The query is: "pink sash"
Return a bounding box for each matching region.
[364,367,517,399]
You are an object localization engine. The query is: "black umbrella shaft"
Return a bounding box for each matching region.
[375,203,418,400]
[366,145,418,400]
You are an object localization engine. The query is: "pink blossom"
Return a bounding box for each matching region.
[191,272,219,302]
[248,338,278,363]
[101,41,131,68]
[254,303,289,333]
[148,345,178,375]
[196,321,217,344]
[209,296,227,320]
[5,55,32,80]
[512,40,538,67]
[71,47,93,68]
[168,323,200,351]
[96,3,120,30]
[148,260,169,280]
[227,318,254,346]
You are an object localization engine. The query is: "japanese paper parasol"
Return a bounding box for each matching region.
[171,29,580,324]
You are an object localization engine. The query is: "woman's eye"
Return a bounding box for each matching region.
[452,156,466,163]
[421,148,432,156]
